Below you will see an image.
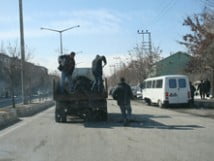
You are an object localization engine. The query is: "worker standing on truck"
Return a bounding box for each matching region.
[91,55,107,93]
[58,51,76,93]
[112,77,133,126]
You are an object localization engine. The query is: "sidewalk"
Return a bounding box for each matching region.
[173,98,214,119]
[0,99,55,129]
[194,98,214,109]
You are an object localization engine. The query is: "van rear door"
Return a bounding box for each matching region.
[167,78,179,104]
[177,77,189,103]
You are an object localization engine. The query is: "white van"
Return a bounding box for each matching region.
[142,75,191,107]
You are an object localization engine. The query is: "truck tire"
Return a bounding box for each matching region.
[55,101,67,123]
[85,109,95,122]
[100,110,108,121]
[61,113,67,123]
[55,109,61,122]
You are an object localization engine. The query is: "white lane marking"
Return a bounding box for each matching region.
[0,106,55,138]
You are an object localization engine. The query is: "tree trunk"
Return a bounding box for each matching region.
[11,88,15,108]
[211,69,214,98]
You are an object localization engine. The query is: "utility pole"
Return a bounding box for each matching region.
[19,0,27,104]
[137,30,152,54]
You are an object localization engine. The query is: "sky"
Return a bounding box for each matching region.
[0,0,205,75]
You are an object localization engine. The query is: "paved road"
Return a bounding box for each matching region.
[0,100,214,161]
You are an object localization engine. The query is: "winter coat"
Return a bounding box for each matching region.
[58,55,75,75]
[112,82,133,106]
[92,56,107,76]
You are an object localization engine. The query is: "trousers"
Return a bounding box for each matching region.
[119,104,132,120]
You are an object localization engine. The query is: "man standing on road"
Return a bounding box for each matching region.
[112,77,133,126]
[197,80,205,99]
[204,79,211,98]
[91,55,107,93]
[189,81,196,105]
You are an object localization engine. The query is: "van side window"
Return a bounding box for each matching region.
[169,79,176,88]
[152,80,156,88]
[179,78,186,88]
[146,81,152,88]
[156,79,163,88]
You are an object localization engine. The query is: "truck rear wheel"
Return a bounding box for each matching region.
[55,101,67,123]
[55,110,60,122]
[96,105,108,121]
[100,110,108,121]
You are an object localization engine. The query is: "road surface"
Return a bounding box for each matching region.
[0,100,214,161]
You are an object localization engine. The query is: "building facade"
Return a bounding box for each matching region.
[0,53,53,97]
[149,52,191,77]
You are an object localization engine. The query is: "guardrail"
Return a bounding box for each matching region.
[0,94,53,108]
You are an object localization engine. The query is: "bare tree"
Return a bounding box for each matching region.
[2,42,35,106]
[108,44,162,88]
[128,44,162,83]
[180,9,214,96]
[4,42,21,108]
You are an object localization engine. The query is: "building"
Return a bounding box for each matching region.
[0,52,52,97]
[149,52,191,77]
[149,52,213,94]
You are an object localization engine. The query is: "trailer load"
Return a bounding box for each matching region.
[53,68,108,122]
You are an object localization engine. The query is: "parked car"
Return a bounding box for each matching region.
[131,85,142,99]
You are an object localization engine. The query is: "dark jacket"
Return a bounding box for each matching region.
[204,80,211,93]
[92,56,107,76]
[58,55,75,75]
[197,82,205,92]
[112,82,133,105]
[190,84,196,98]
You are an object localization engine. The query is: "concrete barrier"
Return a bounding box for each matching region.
[194,99,214,109]
[0,100,55,129]
[0,108,18,128]
[16,101,55,117]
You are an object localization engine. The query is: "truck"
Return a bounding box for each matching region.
[53,68,108,122]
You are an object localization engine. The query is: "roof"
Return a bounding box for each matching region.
[144,74,189,81]
[154,52,191,65]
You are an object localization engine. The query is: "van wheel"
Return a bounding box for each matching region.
[146,99,151,106]
[158,101,165,108]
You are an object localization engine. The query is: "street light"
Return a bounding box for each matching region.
[40,25,80,55]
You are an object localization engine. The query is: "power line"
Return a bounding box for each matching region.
[200,0,214,8]
[151,0,177,25]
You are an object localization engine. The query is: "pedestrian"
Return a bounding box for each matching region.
[204,79,211,98]
[58,51,76,93]
[91,55,107,92]
[112,77,133,126]
[197,80,205,99]
[189,81,196,104]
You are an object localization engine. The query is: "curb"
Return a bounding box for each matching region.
[194,100,214,109]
